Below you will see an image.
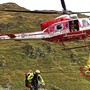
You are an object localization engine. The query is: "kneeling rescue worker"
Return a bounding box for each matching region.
[25,70,34,89]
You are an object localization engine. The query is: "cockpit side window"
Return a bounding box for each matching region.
[56,24,63,30]
[82,20,89,26]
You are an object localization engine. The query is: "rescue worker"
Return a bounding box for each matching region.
[31,70,45,90]
[27,70,34,90]
[84,55,90,73]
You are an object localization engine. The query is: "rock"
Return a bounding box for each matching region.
[0,60,6,67]
[6,22,15,29]
[36,48,45,58]
[0,23,6,30]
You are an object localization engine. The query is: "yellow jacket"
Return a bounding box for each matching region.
[27,73,34,82]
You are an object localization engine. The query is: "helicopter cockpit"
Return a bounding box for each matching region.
[82,19,90,27]
[79,18,90,28]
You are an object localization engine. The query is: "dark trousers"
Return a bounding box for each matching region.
[30,86,38,90]
[33,85,38,90]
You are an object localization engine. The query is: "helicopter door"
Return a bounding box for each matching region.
[69,20,79,32]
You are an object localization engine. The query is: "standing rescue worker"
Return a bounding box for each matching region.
[31,70,45,90]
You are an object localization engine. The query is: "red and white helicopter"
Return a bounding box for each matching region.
[1,0,90,49]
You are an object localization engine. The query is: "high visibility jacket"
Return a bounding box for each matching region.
[31,73,45,87]
[38,75,45,85]
[27,73,34,82]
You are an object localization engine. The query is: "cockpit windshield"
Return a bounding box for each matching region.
[82,20,90,26]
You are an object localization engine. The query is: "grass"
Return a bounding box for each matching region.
[0,40,90,90]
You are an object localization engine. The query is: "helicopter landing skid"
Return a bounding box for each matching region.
[61,38,88,50]
[62,45,88,50]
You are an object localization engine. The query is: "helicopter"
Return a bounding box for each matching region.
[0,0,90,49]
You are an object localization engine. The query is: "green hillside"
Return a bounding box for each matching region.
[0,3,90,90]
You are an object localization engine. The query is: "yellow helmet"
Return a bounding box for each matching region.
[35,70,40,74]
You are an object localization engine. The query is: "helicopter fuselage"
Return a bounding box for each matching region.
[0,14,90,44]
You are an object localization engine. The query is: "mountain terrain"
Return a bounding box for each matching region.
[0,3,90,90]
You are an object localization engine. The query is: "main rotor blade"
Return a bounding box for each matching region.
[60,0,66,11]
[72,11,90,14]
[0,9,61,14]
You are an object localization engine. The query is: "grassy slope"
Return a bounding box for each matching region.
[0,3,90,90]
